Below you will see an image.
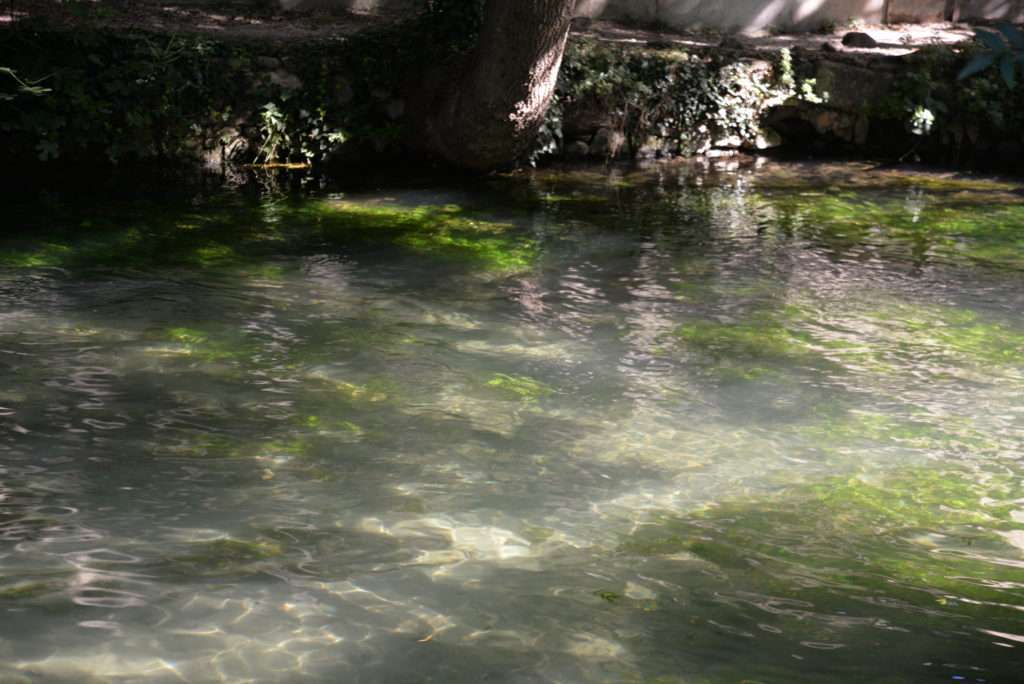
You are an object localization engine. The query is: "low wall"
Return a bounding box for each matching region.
[572,0,1020,33]
[958,0,1024,21]
[575,0,884,32]
[277,0,423,12]
[2,22,1022,174]
[171,0,1022,30]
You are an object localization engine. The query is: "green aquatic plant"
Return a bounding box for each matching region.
[675,319,817,361]
[762,190,1024,268]
[312,201,537,271]
[170,537,284,576]
[213,431,357,481]
[519,525,556,544]
[258,438,312,459]
[672,288,1024,393]
[191,244,240,266]
[0,241,74,267]
[0,222,245,271]
[299,415,363,436]
[144,326,254,365]
[594,590,623,604]
[792,409,1004,455]
[856,299,1024,368]
[165,327,208,345]
[673,303,825,368]
[150,433,247,460]
[0,581,62,600]
[620,467,1024,607]
[306,373,395,404]
[485,373,555,401]
[1,194,540,275]
[810,470,1020,531]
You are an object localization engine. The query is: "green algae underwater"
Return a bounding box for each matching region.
[0,161,1022,683]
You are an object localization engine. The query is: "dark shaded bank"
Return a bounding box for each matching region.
[1,19,1023,176]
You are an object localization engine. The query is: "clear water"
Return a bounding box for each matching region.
[1,162,1022,683]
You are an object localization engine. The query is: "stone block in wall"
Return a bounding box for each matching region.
[574,0,657,26]
[590,128,627,158]
[888,1,947,23]
[813,60,898,112]
[565,140,591,158]
[562,95,615,140]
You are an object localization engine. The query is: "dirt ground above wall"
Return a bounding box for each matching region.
[2,0,398,42]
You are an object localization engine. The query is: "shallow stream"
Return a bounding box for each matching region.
[1,162,1022,682]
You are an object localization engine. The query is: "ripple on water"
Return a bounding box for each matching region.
[1,162,1023,682]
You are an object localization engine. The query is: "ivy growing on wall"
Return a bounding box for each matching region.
[535,40,825,161]
[876,40,1024,163]
[0,29,351,166]
[2,17,1022,173]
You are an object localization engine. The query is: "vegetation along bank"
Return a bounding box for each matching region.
[2,13,1023,176]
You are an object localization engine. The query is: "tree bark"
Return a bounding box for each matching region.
[418,0,577,170]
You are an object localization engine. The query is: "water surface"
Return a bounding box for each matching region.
[1,162,1022,682]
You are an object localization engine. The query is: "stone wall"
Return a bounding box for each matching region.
[3,21,1022,174]
[552,39,1024,173]
[571,1,1020,33]
[957,0,1024,21]
[277,0,423,12]
[575,0,885,32]
[177,0,1022,29]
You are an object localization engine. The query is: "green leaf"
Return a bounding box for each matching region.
[975,29,1007,51]
[958,53,996,80]
[997,22,1024,50]
[999,53,1017,88]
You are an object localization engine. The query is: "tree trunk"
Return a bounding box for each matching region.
[418,0,577,170]
[944,0,960,22]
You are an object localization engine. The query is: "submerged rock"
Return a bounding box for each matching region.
[268,69,303,91]
[566,140,590,159]
[590,128,627,158]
